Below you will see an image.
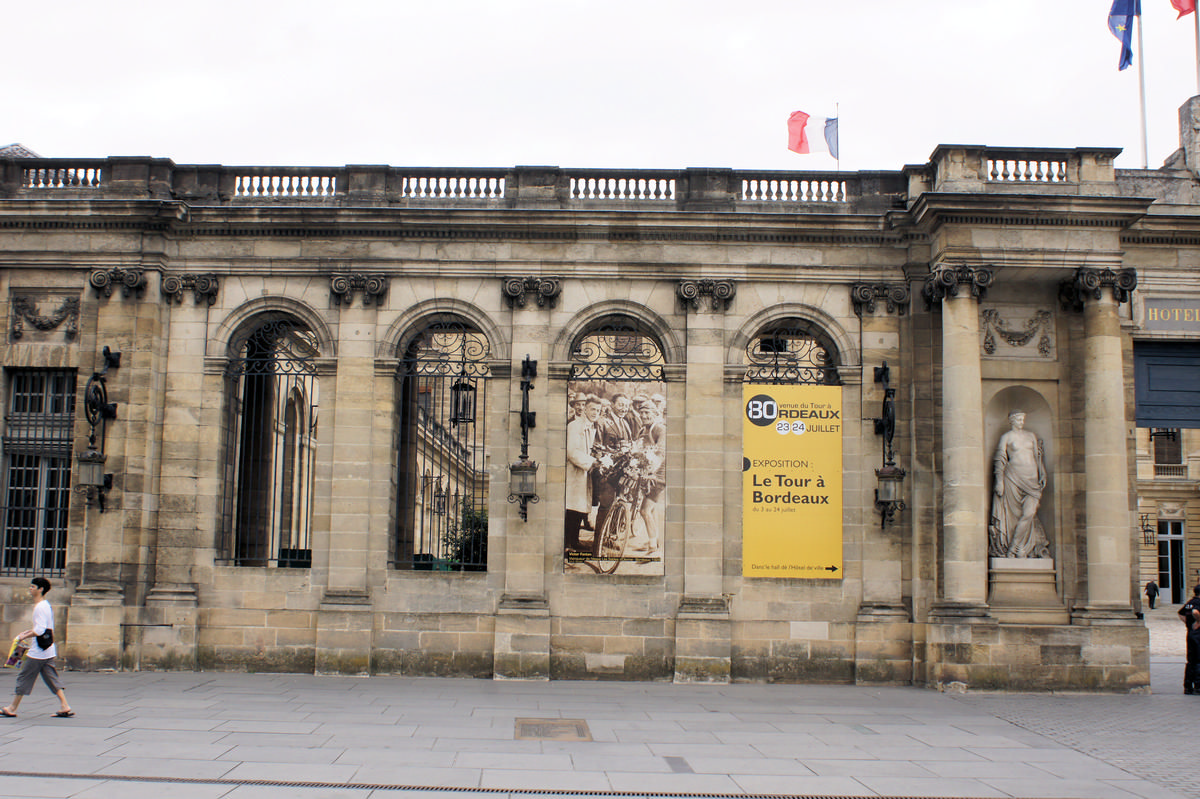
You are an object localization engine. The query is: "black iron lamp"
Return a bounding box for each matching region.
[449,377,476,426]
[1140,513,1156,546]
[507,355,540,521]
[77,346,120,511]
[872,362,906,528]
[433,480,447,516]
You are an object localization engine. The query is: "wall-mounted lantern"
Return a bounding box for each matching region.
[433,480,447,516]
[872,362,906,528]
[1140,513,1157,546]
[77,346,120,511]
[507,355,540,521]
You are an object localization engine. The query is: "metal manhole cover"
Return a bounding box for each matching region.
[514,717,592,741]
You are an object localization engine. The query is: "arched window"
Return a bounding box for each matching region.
[743,317,840,385]
[394,317,491,571]
[565,316,667,576]
[221,317,319,567]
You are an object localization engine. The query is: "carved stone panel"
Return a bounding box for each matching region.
[10,292,80,342]
[980,305,1056,359]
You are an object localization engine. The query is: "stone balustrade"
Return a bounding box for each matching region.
[0,148,1127,210]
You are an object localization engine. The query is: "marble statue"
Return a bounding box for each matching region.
[988,410,1051,559]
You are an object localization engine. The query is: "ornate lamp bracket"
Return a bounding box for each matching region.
[921,264,994,310]
[676,279,736,312]
[502,276,562,309]
[1058,267,1137,312]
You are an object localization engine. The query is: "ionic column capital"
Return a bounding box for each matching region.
[1058,267,1137,312]
[921,264,994,310]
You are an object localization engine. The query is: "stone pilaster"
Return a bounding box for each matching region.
[674,284,731,682]
[314,293,381,672]
[923,265,993,614]
[854,287,912,683]
[1066,268,1138,619]
[492,292,549,679]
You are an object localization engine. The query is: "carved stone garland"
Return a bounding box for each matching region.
[330,274,388,307]
[11,295,79,340]
[502,276,562,309]
[676,279,735,312]
[161,274,220,305]
[982,308,1053,357]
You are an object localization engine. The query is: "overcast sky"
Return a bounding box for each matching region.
[7,1,1200,172]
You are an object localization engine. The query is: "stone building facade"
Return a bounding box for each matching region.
[7,100,1200,692]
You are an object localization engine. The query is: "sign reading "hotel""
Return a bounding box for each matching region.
[1144,298,1200,331]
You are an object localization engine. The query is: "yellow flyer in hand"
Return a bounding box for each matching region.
[4,638,27,668]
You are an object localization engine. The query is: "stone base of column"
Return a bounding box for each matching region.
[673,596,731,684]
[854,604,912,685]
[65,582,125,671]
[927,600,991,621]
[315,589,372,676]
[988,558,1069,624]
[1070,603,1141,625]
[138,584,199,670]
[924,613,1149,692]
[494,594,550,681]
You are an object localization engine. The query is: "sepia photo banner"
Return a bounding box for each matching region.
[742,384,843,579]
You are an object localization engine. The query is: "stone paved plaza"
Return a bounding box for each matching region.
[0,607,1190,799]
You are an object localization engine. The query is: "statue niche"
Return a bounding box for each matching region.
[988,409,1051,559]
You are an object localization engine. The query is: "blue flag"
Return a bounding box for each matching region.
[823,118,839,160]
[1108,0,1140,71]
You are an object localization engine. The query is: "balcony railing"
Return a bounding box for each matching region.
[1154,463,1188,479]
[0,149,1119,210]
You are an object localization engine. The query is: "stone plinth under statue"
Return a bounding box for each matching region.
[988,558,1069,624]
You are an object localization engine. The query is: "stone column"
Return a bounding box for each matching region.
[1068,268,1138,618]
[674,279,734,683]
[924,265,993,614]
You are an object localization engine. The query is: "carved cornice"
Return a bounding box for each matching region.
[921,264,993,310]
[1058,267,1137,312]
[330,274,388,307]
[676,279,735,312]
[161,274,220,305]
[11,294,79,340]
[851,282,909,316]
[89,267,146,299]
[503,276,562,309]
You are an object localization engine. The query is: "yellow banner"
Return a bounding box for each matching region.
[742,385,843,579]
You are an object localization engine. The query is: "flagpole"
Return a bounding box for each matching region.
[1194,5,1199,94]
[835,102,840,173]
[1137,11,1149,168]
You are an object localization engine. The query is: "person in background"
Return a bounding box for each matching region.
[2,578,73,718]
[1145,580,1159,610]
[1178,584,1200,695]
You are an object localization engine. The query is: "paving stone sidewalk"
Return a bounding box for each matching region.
[0,610,1189,799]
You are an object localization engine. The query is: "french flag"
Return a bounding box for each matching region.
[787,111,839,159]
